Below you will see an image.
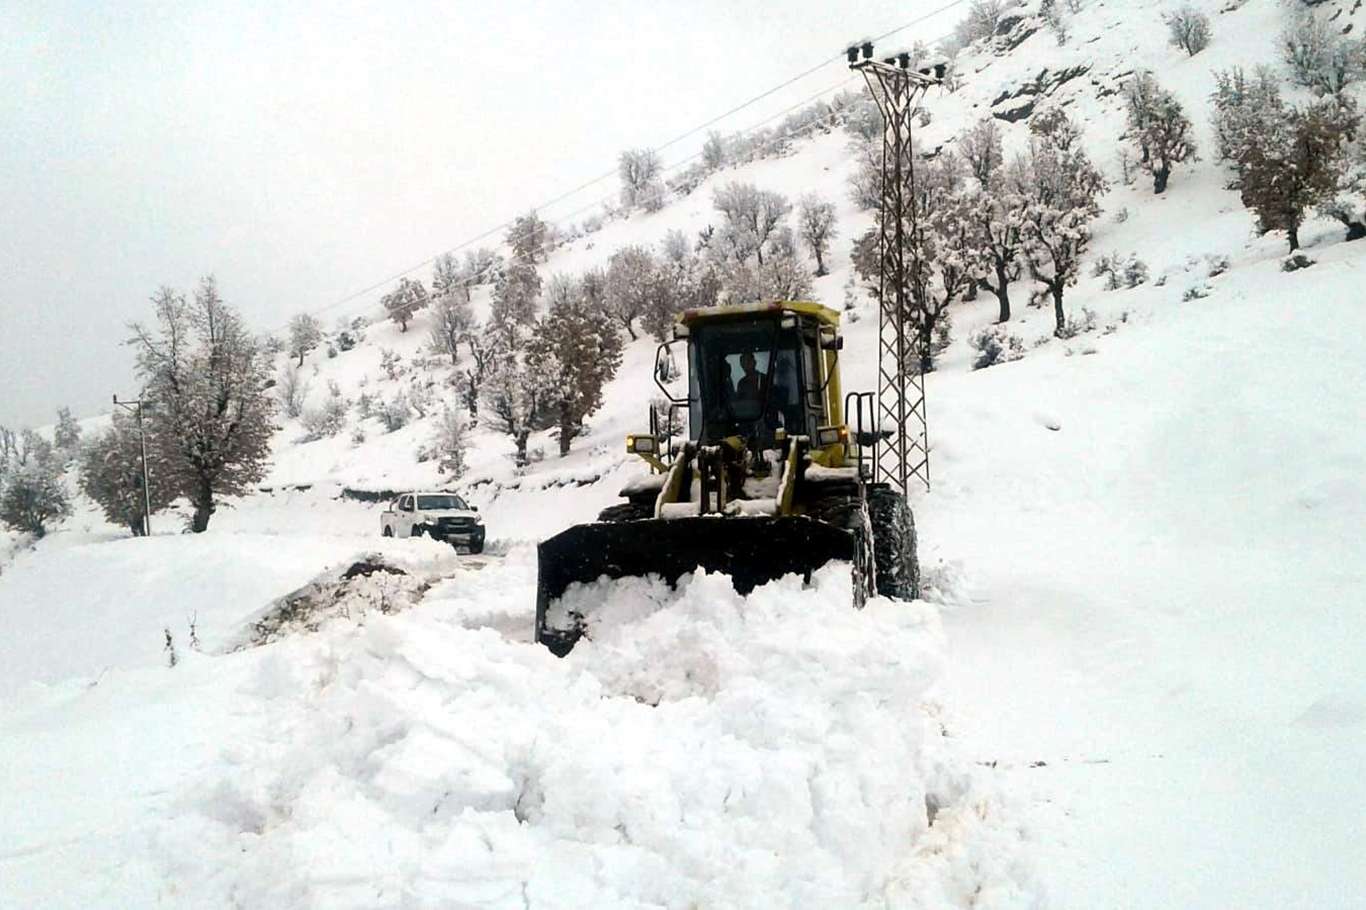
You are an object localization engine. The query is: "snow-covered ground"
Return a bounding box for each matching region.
[4,0,1366,905]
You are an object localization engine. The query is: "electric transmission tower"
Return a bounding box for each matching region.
[847,42,943,495]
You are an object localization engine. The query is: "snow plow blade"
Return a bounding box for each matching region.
[535,516,859,655]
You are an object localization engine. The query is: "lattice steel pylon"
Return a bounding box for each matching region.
[848,43,942,495]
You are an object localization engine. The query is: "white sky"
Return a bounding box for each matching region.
[0,0,959,427]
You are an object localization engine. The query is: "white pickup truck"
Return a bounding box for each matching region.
[380,492,485,552]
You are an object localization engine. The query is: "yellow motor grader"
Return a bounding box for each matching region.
[535,301,918,655]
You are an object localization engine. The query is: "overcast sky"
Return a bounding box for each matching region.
[0,0,957,427]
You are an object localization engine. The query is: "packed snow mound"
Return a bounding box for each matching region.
[143,566,1034,908]
[0,528,459,701]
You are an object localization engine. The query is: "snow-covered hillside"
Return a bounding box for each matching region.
[3,0,1366,906]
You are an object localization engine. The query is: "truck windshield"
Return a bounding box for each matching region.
[417,495,466,510]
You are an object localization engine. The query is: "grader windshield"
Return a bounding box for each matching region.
[686,315,823,446]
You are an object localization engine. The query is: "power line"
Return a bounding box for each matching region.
[294,0,968,328]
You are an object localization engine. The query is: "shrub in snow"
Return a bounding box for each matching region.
[378,394,412,433]
[1205,253,1231,277]
[79,412,175,535]
[1124,73,1198,194]
[1182,283,1212,301]
[0,462,70,538]
[1055,306,1097,339]
[379,347,403,381]
[1165,5,1211,57]
[1282,253,1316,272]
[300,383,348,442]
[1092,253,1149,290]
[349,427,366,446]
[129,277,274,533]
[969,325,1026,370]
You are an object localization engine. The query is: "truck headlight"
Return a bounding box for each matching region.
[627,434,658,454]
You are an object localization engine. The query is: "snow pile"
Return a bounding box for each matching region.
[141,566,1033,908]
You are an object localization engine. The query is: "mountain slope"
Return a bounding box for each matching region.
[3,0,1366,906]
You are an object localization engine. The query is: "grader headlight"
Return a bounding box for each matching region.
[626,434,658,455]
[815,425,848,448]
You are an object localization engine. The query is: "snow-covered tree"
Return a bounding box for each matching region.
[1165,5,1211,57]
[428,290,473,366]
[463,248,503,287]
[129,277,275,533]
[964,157,1027,323]
[1239,96,1359,250]
[78,412,173,536]
[712,182,792,265]
[754,228,814,302]
[797,193,838,276]
[604,245,658,340]
[1210,67,1286,188]
[277,365,310,418]
[1320,135,1366,241]
[960,118,1005,188]
[1124,73,1198,194]
[850,152,977,371]
[702,131,727,170]
[287,313,323,365]
[0,461,69,539]
[1282,12,1363,96]
[642,232,720,340]
[951,0,1008,48]
[53,406,81,453]
[508,211,549,264]
[431,252,463,301]
[1014,113,1108,336]
[528,282,624,456]
[458,323,497,420]
[428,406,468,480]
[618,147,666,213]
[382,277,429,332]
[481,333,545,468]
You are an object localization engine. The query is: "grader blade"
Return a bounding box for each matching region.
[535,516,860,656]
